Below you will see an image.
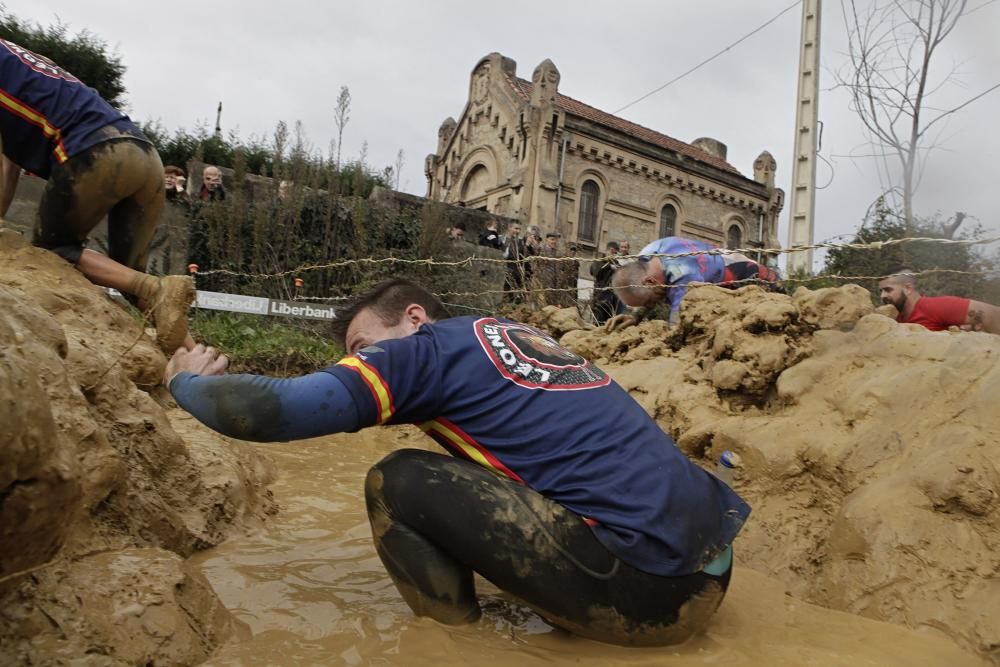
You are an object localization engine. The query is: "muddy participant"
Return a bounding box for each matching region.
[607,236,781,331]
[878,271,1000,333]
[164,279,750,646]
[0,38,193,350]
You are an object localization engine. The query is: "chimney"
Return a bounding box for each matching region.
[691,137,728,161]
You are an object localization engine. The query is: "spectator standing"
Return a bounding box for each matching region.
[478,219,502,249]
[502,222,528,303]
[448,221,467,243]
[198,165,226,201]
[163,165,188,203]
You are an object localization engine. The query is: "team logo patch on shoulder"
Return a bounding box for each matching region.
[474,318,610,390]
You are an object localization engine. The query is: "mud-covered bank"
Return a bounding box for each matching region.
[0,231,276,665]
[544,285,999,663]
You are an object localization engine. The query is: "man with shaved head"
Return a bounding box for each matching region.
[878,271,1000,334]
[608,236,780,330]
[198,165,226,201]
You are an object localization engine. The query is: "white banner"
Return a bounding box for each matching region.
[106,287,338,321]
[195,290,270,315]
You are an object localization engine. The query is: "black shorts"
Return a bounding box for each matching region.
[32,126,164,271]
[722,260,783,291]
[365,448,733,646]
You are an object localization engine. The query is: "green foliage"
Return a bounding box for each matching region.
[0,9,127,108]
[189,311,342,376]
[822,198,999,301]
[139,119,387,198]
[139,121,274,175]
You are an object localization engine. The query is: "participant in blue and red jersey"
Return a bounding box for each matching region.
[0,38,193,351]
[609,236,782,329]
[165,278,751,646]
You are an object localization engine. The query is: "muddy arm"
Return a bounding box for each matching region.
[169,371,360,442]
[966,300,1000,335]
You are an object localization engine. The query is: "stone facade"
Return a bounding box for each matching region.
[426,53,784,260]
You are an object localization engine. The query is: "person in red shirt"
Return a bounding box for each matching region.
[878,271,1000,334]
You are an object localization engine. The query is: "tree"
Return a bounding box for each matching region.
[836,0,1000,227]
[393,148,405,191]
[823,197,997,301]
[333,86,351,171]
[0,9,127,108]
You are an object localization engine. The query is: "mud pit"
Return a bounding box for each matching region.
[195,431,984,667]
[2,226,995,665]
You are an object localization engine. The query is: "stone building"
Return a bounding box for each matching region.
[425,52,784,260]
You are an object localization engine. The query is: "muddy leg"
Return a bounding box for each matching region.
[364,448,734,646]
[365,462,480,624]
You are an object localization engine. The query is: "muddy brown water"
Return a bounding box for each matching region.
[194,429,984,667]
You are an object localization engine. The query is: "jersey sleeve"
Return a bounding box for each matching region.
[168,371,360,442]
[921,296,970,327]
[322,332,443,428]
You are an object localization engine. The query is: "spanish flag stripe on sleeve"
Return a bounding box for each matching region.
[336,357,394,424]
[0,90,69,163]
[421,418,524,483]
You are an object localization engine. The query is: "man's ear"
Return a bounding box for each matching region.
[404,303,430,327]
[641,272,661,287]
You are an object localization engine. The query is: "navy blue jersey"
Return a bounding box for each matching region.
[0,39,143,178]
[325,316,750,577]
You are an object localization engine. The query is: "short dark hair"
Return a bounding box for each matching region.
[606,241,620,251]
[545,233,559,239]
[453,221,467,231]
[331,279,450,347]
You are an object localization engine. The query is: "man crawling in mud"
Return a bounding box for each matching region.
[0,38,193,350]
[606,235,781,331]
[164,278,750,646]
[878,271,1000,334]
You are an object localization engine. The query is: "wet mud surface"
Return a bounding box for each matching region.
[196,429,984,667]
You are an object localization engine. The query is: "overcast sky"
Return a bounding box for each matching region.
[8,0,999,270]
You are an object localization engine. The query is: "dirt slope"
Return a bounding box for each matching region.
[0,230,276,665]
[553,285,999,663]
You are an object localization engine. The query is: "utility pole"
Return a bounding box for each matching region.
[214,102,223,136]
[787,0,821,275]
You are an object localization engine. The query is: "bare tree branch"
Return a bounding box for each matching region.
[837,0,980,226]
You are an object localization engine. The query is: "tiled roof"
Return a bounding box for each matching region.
[508,76,741,175]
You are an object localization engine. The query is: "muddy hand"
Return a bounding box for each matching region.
[604,313,637,333]
[165,344,228,386]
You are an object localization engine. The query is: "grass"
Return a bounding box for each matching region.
[189,311,344,376]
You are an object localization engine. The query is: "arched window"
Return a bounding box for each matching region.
[578,180,600,242]
[461,164,491,202]
[659,204,677,238]
[727,224,743,250]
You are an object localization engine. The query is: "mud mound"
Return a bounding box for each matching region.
[503,304,591,338]
[0,231,276,665]
[560,283,998,662]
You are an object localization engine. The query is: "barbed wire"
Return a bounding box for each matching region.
[192,235,1000,279]
[280,266,1000,303]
